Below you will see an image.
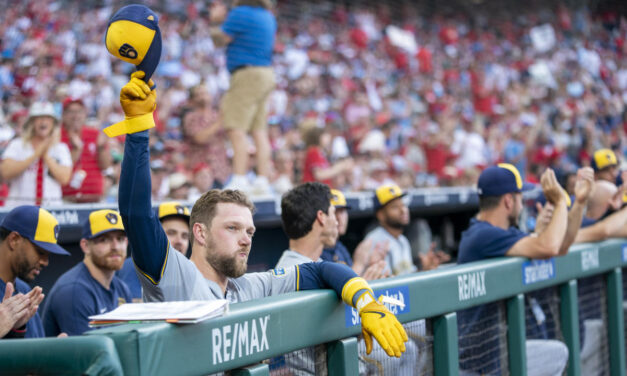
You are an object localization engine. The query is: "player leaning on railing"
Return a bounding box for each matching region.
[110,70,408,359]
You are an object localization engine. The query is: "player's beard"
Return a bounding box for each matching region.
[205,238,248,278]
[15,253,38,282]
[384,217,407,230]
[91,251,125,271]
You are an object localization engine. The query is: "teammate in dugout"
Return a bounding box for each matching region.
[110,71,408,359]
[457,164,593,375]
[42,210,132,336]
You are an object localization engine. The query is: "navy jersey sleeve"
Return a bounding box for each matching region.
[118,131,170,283]
[459,223,528,263]
[297,261,359,296]
[43,285,97,336]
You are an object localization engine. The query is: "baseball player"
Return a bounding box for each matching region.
[112,71,408,359]
[117,201,190,300]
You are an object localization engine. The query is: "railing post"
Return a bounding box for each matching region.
[507,294,527,376]
[326,337,359,376]
[560,280,581,376]
[230,363,270,376]
[433,312,459,376]
[606,268,626,376]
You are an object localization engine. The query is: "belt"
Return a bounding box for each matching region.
[231,65,251,74]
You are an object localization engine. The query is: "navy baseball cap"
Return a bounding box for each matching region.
[477,163,535,197]
[82,210,125,240]
[105,4,162,82]
[0,206,69,255]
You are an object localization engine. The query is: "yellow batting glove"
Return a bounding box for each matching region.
[341,277,408,358]
[103,71,157,137]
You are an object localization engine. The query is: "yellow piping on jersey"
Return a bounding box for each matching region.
[296,265,300,291]
[139,240,170,285]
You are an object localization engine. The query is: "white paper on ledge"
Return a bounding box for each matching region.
[89,300,228,325]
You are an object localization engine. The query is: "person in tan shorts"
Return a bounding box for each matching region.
[209,0,277,195]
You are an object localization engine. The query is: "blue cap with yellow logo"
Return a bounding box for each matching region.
[478,163,535,197]
[82,210,125,240]
[158,202,190,222]
[330,189,351,209]
[105,4,162,82]
[1,206,69,255]
[374,184,406,209]
[591,148,618,172]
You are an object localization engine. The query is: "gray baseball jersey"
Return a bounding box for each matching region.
[137,245,297,303]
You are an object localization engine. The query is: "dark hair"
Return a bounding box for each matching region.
[0,227,11,242]
[478,195,502,211]
[190,189,255,246]
[281,182,331,240]
[302,127,324,148]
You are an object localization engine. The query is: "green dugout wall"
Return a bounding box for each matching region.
[2,239,627,375]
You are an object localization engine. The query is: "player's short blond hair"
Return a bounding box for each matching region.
[190,190,255,246]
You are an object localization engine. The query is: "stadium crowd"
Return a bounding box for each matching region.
[0,0,622,203]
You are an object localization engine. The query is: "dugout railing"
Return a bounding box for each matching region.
[1,239,627,375]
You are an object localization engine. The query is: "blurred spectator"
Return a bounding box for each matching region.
[188,163,221,202]
[181,85,229,185]
[0,102,72,207]
[210,0,276,195]
[167,172,191,201]
[302,125,353,187]
[60,98,112,203]
[271,148,295,196]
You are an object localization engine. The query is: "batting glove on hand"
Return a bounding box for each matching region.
[104,71,157,137]
[357,292,408,358]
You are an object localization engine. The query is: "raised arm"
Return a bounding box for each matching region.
[558,167,594,255]
[116,72,169,283]
[508,169,568,258]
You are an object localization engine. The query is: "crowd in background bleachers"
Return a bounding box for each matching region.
[0,0,624,204]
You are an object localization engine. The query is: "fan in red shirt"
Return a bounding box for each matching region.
[302,126,353,187]
[60,98,112,203]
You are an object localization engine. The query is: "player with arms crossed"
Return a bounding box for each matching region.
[111,71,407,359]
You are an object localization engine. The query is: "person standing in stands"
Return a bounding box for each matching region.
[457,163,593,374]
[42,209,131,336]
[0,102,72,207]
[209,0,276,195]
[0,206,70,338]
[60,97,112,203]
[117,202,190,301]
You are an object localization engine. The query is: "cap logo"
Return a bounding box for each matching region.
[147,15,154,21]
[54,225,60,241]
[176,205,185,214]
[118,43,138,59]
[106,212,119,224]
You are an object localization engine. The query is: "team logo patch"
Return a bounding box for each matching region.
[106,213,119,224]
[118,43,138,59]
[271,268,285,277]
[176,205,185,214]
[53,225,60,240]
